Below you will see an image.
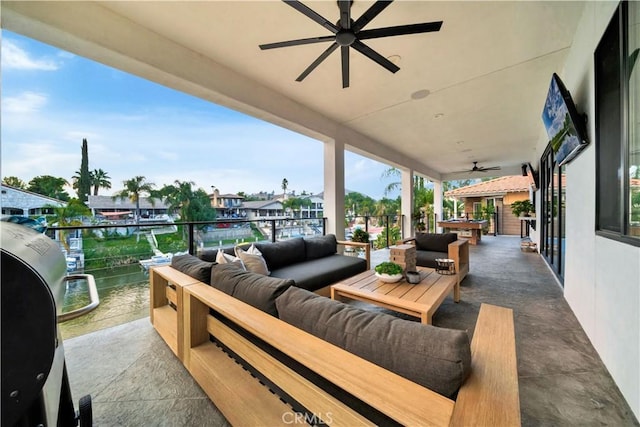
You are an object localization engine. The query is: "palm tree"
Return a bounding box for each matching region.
[281,178,288,200]
[91,169,112,195]
[112,175,156,225]
[46,199,90,252]
[160,180,195,222]
[381,167,401,196]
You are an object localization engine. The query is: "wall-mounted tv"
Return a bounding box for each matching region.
[541,73,589,166]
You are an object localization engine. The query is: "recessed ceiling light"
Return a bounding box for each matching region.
[434,113,444,119]
[411,89,430,100]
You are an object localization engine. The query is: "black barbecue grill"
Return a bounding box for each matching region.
[2,220,98,427]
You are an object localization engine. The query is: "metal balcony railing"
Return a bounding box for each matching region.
[47,215,406,339]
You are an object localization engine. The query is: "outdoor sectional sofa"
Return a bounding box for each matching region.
[149,247,520,426]
[198,234,370,295]
[401,232,470,281]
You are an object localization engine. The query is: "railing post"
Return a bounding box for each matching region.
[385,215,390,248]
[188,223,195,255]
[322,217,327,236]
[271,219,277,242]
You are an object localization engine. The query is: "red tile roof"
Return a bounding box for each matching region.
[445,175,534,198]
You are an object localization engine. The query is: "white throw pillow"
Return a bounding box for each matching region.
[235,244,270,275]
[215,249,245,269]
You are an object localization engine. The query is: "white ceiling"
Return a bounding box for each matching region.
[2,1,585,181]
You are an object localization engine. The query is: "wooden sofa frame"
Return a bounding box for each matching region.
[150,265,520,426]
[400,236,470,283]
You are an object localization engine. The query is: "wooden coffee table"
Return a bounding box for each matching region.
[330,267,459,325]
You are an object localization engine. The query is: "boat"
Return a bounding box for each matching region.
[139,254,173,271]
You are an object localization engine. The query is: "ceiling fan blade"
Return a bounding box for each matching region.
[358,21,443,40]
[339,0,351,30]
[352,0,393,33]
[479,166,502,171]
[341,46,349,88]
[296,42,339,82]
[259,35,335,50]
[283,0,339,34]
[351,40,400,73]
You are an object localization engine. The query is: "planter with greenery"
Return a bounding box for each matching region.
[511,200,535,218]
[351,228,369,243]
[374,261,404,283]
[348,228,370,256]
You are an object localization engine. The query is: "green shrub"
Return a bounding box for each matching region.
[375,262,403,275]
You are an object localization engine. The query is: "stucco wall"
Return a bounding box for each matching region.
[552,1,640,418]
[0,185,65,214]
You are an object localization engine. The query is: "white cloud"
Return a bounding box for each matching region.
[157,151,179,161]
[2,92,48,113]
[1,39,59,70]
[57,51,75,60]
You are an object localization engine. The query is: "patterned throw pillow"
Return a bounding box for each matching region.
[235,244,270,275]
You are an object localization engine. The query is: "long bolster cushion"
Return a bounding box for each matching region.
[269,254,367,292]
[171,254,216,283]
[275,287,472,398]
[210,263,293,317]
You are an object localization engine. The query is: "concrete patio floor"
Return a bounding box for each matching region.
[64,236,639,426]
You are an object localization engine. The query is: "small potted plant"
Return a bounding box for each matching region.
[374,261,404,283]
[351,228,369,243]
[349,228,370,256]
[511,200,535,218]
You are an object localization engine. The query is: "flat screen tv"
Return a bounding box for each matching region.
[541,73,589,166]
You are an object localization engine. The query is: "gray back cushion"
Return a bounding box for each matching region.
[210,263,293,317]
[171,254,216,283]
[304,234,337,260]
[257,238,306,270]
[197,250,218,263]
[414,232,457,253]
[276,287,471,398]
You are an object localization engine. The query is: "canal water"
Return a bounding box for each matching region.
[59,264,150,340]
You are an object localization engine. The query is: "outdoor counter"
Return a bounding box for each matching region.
[437,220,487,245]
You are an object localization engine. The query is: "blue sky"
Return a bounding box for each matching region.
[1,31,399,200]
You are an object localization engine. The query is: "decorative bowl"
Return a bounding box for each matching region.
[375,272,403,283]
[405,271,422,284]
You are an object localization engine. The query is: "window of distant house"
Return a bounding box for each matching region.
[473,202,482,219]
[595,0,640,245]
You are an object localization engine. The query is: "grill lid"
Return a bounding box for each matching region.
[1,221,67,426]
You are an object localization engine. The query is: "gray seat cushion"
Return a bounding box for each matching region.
[210,263,293,317]
[171,254,216,283]
[414,233,457,253]
[276,287,471,398]
[415,250,446,269]
[270,254,367,292]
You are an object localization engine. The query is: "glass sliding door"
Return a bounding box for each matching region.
[541,145,565,283]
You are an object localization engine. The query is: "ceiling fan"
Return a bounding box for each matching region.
[458,162,502,173]
[259,0,443,88]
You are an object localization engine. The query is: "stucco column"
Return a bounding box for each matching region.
[401,168,414,239]
[323,139,345,239]
[433,180,443,233]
